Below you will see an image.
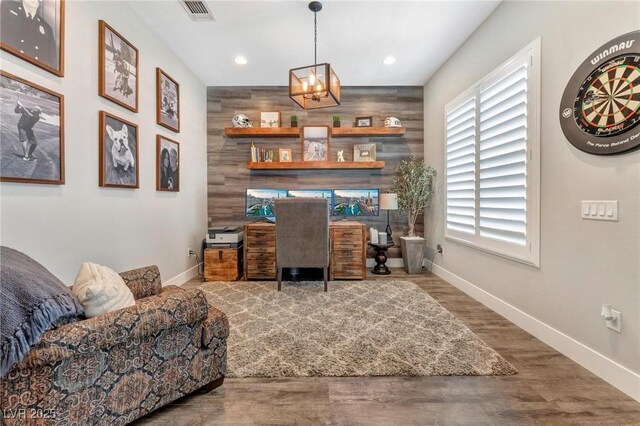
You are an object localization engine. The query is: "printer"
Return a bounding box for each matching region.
[206,226,243,247]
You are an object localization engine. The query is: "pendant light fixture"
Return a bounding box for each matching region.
[289,1,340,109]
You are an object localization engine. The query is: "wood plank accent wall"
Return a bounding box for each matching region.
[207,86,424,256]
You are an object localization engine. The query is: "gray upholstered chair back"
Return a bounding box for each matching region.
[275,198,329,268]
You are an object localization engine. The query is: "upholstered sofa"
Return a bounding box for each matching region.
[0,266,228,425]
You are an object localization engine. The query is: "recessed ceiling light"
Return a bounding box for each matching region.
[234,56,248,65]
[382,56,396,65]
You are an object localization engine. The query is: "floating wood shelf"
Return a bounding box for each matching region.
[331,127,406,137]
[246,161,385,170]
[224,127,300,138]
[225,127,406,138]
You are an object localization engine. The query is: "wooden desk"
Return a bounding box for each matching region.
[243,221,366,281]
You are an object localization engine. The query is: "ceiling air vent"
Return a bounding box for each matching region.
[180,0,215,22]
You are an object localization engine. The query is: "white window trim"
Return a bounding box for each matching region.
[444,38,541,268]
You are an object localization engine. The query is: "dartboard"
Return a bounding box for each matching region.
[560,31,640,155]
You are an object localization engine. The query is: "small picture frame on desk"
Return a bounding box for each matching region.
[355,116,373,127]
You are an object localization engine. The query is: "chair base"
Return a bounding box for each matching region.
[278,267,328,292]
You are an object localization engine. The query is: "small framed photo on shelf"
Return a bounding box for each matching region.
[302,126,330,162]
[279,148,292,162]
[355,116,373,127]
[156,135,180,192]
[354,143,377,162]
[260,111,281,128]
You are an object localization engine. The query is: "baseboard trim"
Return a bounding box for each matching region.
[426,261,640,402]
[366,258,404,268]
[163,263,201,287]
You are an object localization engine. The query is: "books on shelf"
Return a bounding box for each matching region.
[250,142,275,162]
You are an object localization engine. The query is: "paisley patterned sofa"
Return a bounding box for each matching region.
[0,266,228,425]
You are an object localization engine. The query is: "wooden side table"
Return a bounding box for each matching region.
[368,242,392,275]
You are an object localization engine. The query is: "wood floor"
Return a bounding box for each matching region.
[135,269,640,425]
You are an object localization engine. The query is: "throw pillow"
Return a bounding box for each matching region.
[73,262,135,318]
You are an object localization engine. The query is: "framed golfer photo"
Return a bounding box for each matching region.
[0,0,65,77]
[99,20,138,112]
[99,111,138,188]
[0,71,64,184]
[156,68,180,132]
[156,135,179,192]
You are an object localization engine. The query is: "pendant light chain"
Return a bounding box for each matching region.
[314,10,318,65]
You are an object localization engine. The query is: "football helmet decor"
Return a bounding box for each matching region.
[384,117,402,128]
[232,114,252,128]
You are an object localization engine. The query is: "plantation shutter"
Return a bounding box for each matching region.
[445,97,476,235]
[478,61,529,246]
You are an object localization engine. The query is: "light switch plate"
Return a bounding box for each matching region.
[581,201,618,221]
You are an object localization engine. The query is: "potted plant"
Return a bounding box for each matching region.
[333,115,341,128]
[290,115,298,128]
[391,157,437,274]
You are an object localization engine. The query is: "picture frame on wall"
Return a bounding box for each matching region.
[99,111,138,188]
[302,126,329,162]
[355,116,373,127]
[156,135,180,192]
[98,20,139,112]
[354,143,377,162]
[156,68,180,132]
[0,0,65,77]
[0,71,64,184]
[260,111,281,128]
[278,148,292,162]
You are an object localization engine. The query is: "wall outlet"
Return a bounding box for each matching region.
[187,247,194,257]
[605,309,622,333]
[436,244,443,255]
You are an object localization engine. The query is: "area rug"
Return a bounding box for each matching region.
[199,280,517,378]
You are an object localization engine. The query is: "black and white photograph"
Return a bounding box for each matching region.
[0,0,65,76]
[156,68,179,132]
[302,125,329,162]
[99,20,138,112]
[156,135,179,191]
[0,71,64,184]
[99,111,138,188]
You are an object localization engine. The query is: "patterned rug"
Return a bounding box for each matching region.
[199,280,517,378]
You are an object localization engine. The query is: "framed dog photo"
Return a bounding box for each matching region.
[302,126,329,162]
[355,116,373,127]
[354,143,376,162]
[99,111,138,188]
[156,135,179,192]
[278,148,292,162]
[0,71,64,184]
[0,0,65,77]
[99,20,138,112]
[156,68,180,132]
[260,111,281,128]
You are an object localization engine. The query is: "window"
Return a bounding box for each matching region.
[445,39,540,267]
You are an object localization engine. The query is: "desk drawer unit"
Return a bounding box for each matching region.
[244,224,276,280]
[330,225,366,280]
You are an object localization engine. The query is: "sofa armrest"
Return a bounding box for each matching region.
[202,306,229,347]
[119,265,162,299]
[14,289,209,369]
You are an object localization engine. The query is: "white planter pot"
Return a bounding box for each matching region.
[400,236,425,274]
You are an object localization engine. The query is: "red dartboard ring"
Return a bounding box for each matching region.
[559,31,640,155]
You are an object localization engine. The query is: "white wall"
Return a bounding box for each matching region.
[0,1,208,285]
[424,1,639,398]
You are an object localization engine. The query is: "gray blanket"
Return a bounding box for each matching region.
[0,246,84,377]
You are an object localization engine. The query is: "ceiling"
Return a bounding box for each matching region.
[129,1,501,86]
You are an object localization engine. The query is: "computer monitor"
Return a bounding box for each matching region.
[332,188,380,216]
[287,189,333,211]
[245,188,287,218]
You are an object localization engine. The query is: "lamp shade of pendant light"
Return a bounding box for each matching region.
[289,2,340,109]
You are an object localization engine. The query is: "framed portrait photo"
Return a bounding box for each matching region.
[302,126,329,162]
[99,111,138,188]
[278,148,292,162]
[0,0,65,76]
[0,71,64,184]
[354,143,377,162]
[260,111,281,128]
[99,20,138,112]
[156,135,179,192]
[355,116,373,127]
[156,68,180,132]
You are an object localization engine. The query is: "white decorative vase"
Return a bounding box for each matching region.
[400,236,425,274]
